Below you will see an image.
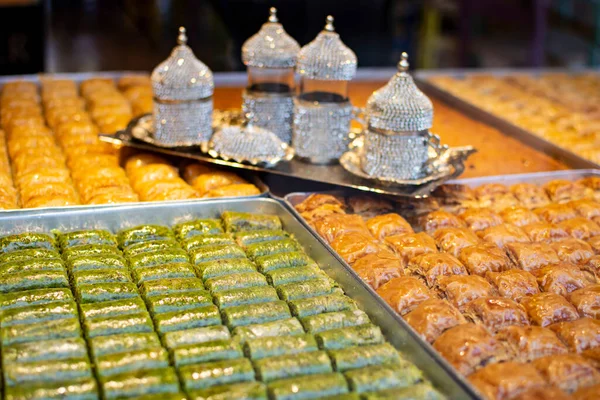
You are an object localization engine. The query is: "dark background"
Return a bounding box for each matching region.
[1,0,598,75]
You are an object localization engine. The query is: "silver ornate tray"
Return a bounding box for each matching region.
[103,113,474,198]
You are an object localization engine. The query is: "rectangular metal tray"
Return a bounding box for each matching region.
[0,197,478,399]
[414,68,600,170]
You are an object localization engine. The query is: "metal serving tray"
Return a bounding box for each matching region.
[414,68,600,170]
[0,198,478,399]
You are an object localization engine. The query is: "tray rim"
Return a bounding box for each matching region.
[414,69,600,171]
[0,196,479,399]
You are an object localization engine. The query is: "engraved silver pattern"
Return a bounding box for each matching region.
[241,7,300,69]
[151,27,214,146]
[242,90,294,144]
[292,98,353,164]
[296,16,357,81]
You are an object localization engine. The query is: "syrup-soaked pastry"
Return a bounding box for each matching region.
[544,179,592,203]
[352,250,403,290]
[536,263,595,297]
[521,293,580,327]
[459,208,503,232]
[459,243,512,277]
[506,242,560,273]
[532,354,600,393]
[496,325,568,363]
[568,285,600,319]
[366,213,413,240]
[432,183,475,203]
[579,177,600,193]
[468,362,547,400]
[432,323,507,376]
[586,256,600,277]
[438,275,496,311]
[559,218,600,240]
[521,222,569,243]
[473,183,510,198]
[404,299,467,343]
[485,269,540,301]
[330,231,382,265]
[512,386,572,400]
[510,183,551,209]
[346,195,393,219]
[551,238,595,265]
[384,232,437,265]
[479,223,530,250]
[499,206,541,227]
[124,153,169,175]
[535,203,578,224]
[432,227,481,257]
[419,210,466,234]
[570,199,600,219]
[587,236,600,254]
[581,348,600,369]
[376,276,434,316]
[572,384,600,400]
[464,296,529,333]
[295,194,345,214]
[312,214,370,244]
[407,253,468,287]
[550,318,600,353]
[300,204,345,224]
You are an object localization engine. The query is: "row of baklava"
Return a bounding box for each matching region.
[428,74,600,164]
[1,80,81,208]
[117,75,153,118]
[41,79,140,205]
[295,191,600,399]
[0,129,17,209]
[80,78,132,134]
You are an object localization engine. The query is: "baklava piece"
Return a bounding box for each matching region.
[581,348,600,369]
[294,193,345,213]
[544,179,592,203]
[459,208,503,232]
[521,293,580,327]
[496,325,568,363]
[352,250,403,290]
[559,217,600,241]
[532,354,600,393]
[479,223,530,250]
[433,323,508,376]
[572,384,600,400]
[534,203,578,224]
[586,236,600,254]
[510,183,551,209]
[474,183,510,199]
[475,183,520,211]
[407,253,468,287]
[506,242,560,273]
[499,206,541,227]
[579,176,600,202]
[570,199,600,219]
[366,213,413,240]
[404,299,467,343]
[432,227,481,257]
[549,318,600,353]
[568,285,600,319]
[512,387,572,400]
[346,195,393,219]
[313,214,370,244]
[419,210,466,234]
[330,231,382,265]
[431,183,477,213]
[376,276,434,316]
[521,222,569,243]
[300,204,345,224]
[459,243,512,276]
[384,232,437,264]
[438,275,496,311]
[468,362,547,400]
[485,270,540,302]
[551,238,595,265]
[535,263,595,297]
[464,296,529,333]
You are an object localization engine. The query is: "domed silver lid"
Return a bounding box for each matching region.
[152,27,214,101]
[242,7,300,69]
[297,16,357,81]
[366,53,433,132]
